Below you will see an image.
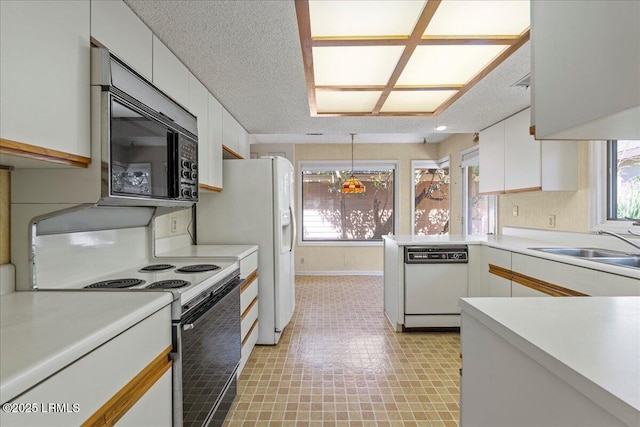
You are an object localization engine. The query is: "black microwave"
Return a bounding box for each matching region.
[92,48,198,206]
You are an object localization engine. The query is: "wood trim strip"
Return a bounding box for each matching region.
[529,125,536,136]
[198,183,222,192]
[505,186,543,194]
[488,264,589,297]
[222,145,243,159]
[82,345,172,427]
[511,273,588,297]
[241,270,258,293]
[312,35,521,47]
[433,30,530,115]
[242,318,259,346]
[241,296,258,320]
[295,0,318,115]
[488,264,513,281]
[1,138,91,168]
[479,190,507,196]
[315,84,464,92]
[372,0,441,115]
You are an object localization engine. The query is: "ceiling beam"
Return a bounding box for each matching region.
[294,0,317,116]
[312,35,521,47]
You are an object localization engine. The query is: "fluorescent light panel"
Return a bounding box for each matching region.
[381,91,458,113]
[397,45,509,86]
[297,0,530,116]
[313,46,404,86]
[309,0,426,37]
[424,1,530,36]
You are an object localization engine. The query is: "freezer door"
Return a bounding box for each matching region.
[273,157,295,334]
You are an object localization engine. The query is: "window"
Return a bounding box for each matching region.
[607,140,640,221]
[460,147,496,236]
[300,161,397,243]
[412,159,450,235]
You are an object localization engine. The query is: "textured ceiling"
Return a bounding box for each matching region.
[124,0,531,144]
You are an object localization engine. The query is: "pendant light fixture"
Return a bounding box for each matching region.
[341,133,366,194]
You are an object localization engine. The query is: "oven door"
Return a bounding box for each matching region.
[175,278,242,427]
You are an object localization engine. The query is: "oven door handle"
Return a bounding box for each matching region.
[181,278,244,331]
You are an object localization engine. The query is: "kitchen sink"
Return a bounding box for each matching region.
[592,257,640,269]
[530,247,631,258]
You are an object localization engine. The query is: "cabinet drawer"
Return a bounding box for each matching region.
[239,319,259,375]
[241,276,258,314]
[240,251,258,279]
[241,298,258,341]
[1,307,171,426]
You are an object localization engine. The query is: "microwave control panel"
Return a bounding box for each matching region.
[177,137,198,201]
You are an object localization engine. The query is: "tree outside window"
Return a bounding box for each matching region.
[413,166,450,235]
[609,140,640,220]
[301,165,395,241]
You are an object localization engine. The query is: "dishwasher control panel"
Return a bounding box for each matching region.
[404,246,468,264]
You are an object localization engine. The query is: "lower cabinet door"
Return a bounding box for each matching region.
[116,367,172,427]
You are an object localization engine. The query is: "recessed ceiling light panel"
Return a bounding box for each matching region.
[380,91,457,113]
[424,1,530,37]
[309,0,426,37]
[316,91,383,113]
[397,45,509,86]
[313,46,404,86]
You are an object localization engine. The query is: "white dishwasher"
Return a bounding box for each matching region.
[404,245,468,328]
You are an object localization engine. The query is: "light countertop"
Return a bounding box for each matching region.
[460,296,640,427]
[0,290,173,403]
[384,234,640,279]
[156,244,258,260]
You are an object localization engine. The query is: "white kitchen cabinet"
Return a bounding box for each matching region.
[512,253,640,297]
[222,109,243,159]
[238,128,250,159]
[1,306,172,427]
[531,1,640,140]
[480,108,577,194]
[152,35,189,109]
[460,307,632,427]
[478,120,505,194]
[483,247,511,297]
[117,367,172,427]
[0,0,91,166]
[511,282,549,297]
[90,0,153,81]
[239,249,259,375]
[187,73,211,192]
[207,94,224,190]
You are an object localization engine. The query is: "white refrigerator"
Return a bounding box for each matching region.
[196,156,295,345]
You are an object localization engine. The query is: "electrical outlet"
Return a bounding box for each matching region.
[300,257,305,264]
[170,217,178,234]
[512,205,519,217]
[547,214,556,228]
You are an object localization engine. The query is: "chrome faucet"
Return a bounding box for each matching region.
[596,230,640,254]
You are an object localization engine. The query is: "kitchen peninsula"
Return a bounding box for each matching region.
[459,297,640,427]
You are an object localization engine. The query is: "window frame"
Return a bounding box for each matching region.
[589,140,638,233]
[297,160,399,246]
[411,157,450,236]
[460,146,497,236]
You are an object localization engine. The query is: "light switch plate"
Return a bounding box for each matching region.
[512,206,519,217]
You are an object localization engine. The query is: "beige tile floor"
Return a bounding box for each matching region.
[225,275,461,427]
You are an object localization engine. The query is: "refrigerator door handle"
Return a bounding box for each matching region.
[289,205,296,251]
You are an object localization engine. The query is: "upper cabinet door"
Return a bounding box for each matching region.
[187,73,210,188]
[90,0,153,81]
[504,109,541,192]
[208,94,224,189]
[0,0,91,163]
[152,35,189,109]
[479,121,505,194]
[531,1,640,140]
[222,109,241,157]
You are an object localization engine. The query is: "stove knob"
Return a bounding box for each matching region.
[181,159,190,169]
[190,163,198,171]
[191,172,197,181]
[181,170,190,179]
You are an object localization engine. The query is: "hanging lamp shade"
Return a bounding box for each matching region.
[341,175,366,193]
[341,133,366,194]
